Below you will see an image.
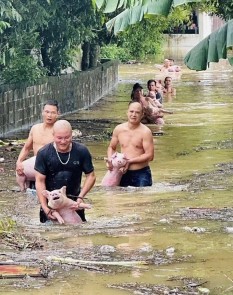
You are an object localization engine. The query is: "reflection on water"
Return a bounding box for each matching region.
[2,63,233,295]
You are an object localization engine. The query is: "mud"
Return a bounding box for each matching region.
[0,135,232,293]
[1,64,233,294]
[109,278,208,295]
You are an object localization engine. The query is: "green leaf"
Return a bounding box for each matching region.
[104,0,201,34]
[184,19,233,70]
[95,0,106,9]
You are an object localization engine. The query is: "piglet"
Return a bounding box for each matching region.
[42,186,92,225]
[16,156,36,192]
[101,152,128,187]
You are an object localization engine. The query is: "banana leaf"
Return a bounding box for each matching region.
[94,0,201,34]
[184,19,233,71]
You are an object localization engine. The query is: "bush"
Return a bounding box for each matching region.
[2,55,47,84]
[100,44,132,62]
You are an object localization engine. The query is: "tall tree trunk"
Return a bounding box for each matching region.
[41,41,53,75]
[89,43,100,68]
[81,42,90,71]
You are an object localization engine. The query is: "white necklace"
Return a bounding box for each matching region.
[54,143,71,165]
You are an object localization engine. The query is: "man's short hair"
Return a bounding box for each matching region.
[43,100,59,111]
[128,101,144,113]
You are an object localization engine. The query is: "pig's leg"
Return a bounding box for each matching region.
[16,173,27,192]
[23,156,36,180]
[78,202,92,210]
[51,211,65,224]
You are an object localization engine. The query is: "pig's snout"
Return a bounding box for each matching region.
[50,192,60,200]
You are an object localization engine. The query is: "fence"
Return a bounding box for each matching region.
[0,60,118,138]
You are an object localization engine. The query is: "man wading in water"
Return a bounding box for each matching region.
[35,120,96,223]
[106,101,154,187]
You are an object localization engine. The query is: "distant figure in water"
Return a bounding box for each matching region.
[131,83,172,125]
[167,58,181,72]
[163,76,176,96]
[157,58,181,73]
[159,59,170,73]
[146,79,163,104]
[131,83,164,125]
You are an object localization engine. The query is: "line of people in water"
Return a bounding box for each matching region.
[131,77,176,125]
[12,74,176,223]
[14,99,155,223]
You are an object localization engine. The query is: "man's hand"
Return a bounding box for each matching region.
[16,162,24,175]
[105,157,113,171]
[120,161,130,174]
[45,208,57,220]
[70,197,84,210]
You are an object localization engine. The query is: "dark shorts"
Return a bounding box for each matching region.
[29,181,36,189]
[119,166,152,187]
[39,195,86,223]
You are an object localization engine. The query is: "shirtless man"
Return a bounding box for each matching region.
[159,59,170,73]
[168,59,181,72]
[16,100,59,183]
[107,102,154,187]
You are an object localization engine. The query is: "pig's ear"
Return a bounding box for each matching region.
[61,186,66,194]
[42,190,49,198]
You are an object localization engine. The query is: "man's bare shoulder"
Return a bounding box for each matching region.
[114,122,128,131]
[29,123,42,134]
[140,123,153,134]
[31,123,43,132]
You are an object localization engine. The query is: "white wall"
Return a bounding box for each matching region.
[163,12,224,61]
[198,12,212,38]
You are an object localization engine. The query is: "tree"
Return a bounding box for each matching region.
[37,0,101,75]
[0,0,107,81]
[211,0,233,20]
[0,0,21,33]
[100,5,193,61]
[0,0,22,66]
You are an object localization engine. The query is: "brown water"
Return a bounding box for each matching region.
[1,63,233,294]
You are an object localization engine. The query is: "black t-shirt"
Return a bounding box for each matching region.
[35,142,94,196]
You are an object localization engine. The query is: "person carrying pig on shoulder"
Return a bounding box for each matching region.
[106,101,154,187]
[34,120,96,223]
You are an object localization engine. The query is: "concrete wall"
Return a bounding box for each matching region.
[163,34,203,61]
[0,60,118,138]
[163,13,225,61]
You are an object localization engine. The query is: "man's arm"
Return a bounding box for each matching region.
[106,128,119,170]
[72,171,96,209]
[107,128,119,159]
[35,170,56,220]
[16,127,34,175]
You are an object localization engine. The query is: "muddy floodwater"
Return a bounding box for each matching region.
[0,63,233,295]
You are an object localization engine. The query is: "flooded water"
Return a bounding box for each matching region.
[1,63,233,294]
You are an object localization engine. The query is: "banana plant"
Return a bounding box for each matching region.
[94,0,201,34]
[184,19,233,70]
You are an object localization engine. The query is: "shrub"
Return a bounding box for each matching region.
[100,44,132,62]
[1,54,47,84]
